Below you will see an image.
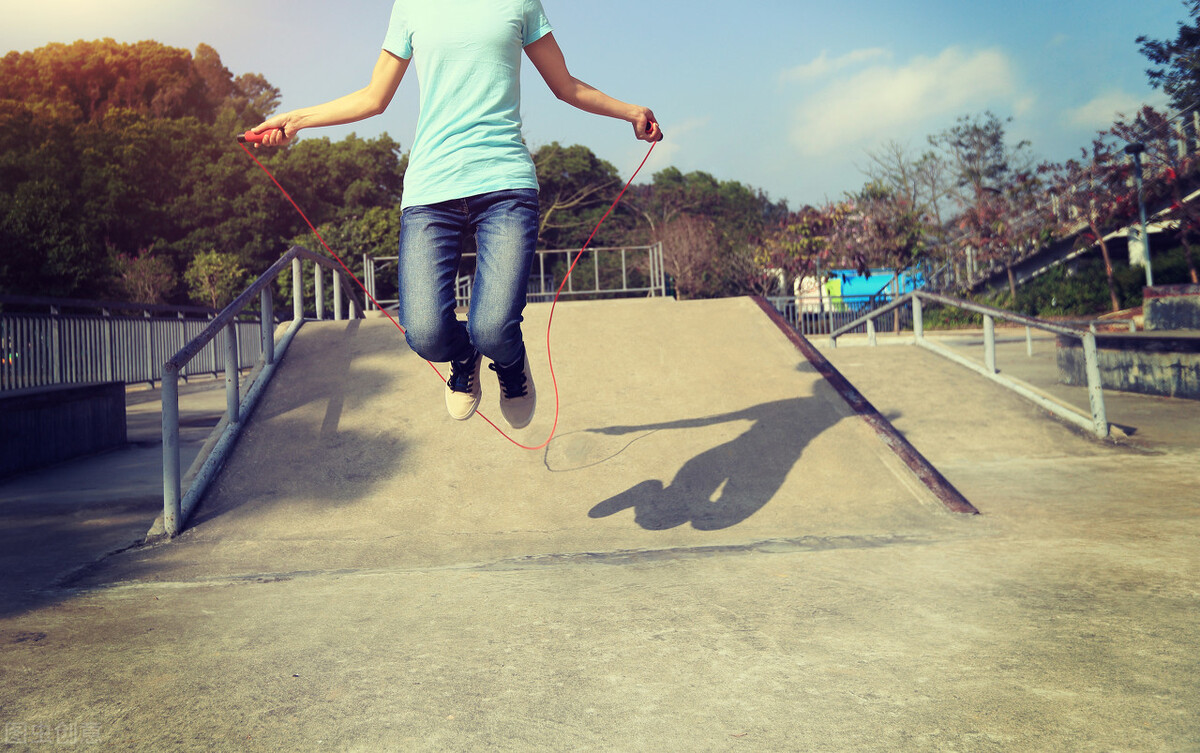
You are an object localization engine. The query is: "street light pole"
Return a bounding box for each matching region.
[1124,142,1153,288]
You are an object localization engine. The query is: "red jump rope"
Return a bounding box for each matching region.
[238,127,658,451]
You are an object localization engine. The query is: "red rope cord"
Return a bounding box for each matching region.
[240,139,656,450]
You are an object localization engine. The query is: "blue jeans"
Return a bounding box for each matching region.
[397,189,539,367]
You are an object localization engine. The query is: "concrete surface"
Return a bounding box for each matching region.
[0,299,1197,751]
[0,377,225,618]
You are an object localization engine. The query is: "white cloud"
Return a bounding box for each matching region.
[788,47,1020,156]
[781,48,890,82]
[1065,90,1167,130]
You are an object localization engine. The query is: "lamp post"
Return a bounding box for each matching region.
[1124,142,1153,288]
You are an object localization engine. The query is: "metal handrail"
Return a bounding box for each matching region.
[159,245,364,538]
[827,291,1112,439]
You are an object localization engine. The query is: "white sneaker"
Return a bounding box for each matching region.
[445,349,482,421]
[489,350,536,429]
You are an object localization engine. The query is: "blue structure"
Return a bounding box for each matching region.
[833,269,924,298]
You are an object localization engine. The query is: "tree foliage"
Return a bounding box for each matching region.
[0,39,404,306]
[9,14,1200,316]
[185,249,246,309]
[1042,138,1136,312]
[1139,1,1200,110]
[112,245,176,304]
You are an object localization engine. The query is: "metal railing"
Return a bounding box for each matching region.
[361,242,666,311]
[160,246,364,538]
[766,294,910,338]
[823,291,1113,439]
[0,296,264,392]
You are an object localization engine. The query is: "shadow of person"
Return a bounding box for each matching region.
[587,396,827,531]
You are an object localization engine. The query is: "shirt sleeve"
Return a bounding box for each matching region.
[522,0,554,46]
[381,1,413,59]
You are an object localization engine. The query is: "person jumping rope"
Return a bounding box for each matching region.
[250,1,662,430]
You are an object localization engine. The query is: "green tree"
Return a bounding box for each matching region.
[1138,1,1200,111]
[185,250,246,309]
[833,183,930,281]
[532,142,620,249]
[0,101,100,296]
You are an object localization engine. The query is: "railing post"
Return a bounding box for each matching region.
[983,314,997,374]
[866,317,877,346]
[913,295,924,341]
[225,322,240,424]
[144,310,155,387]
[50,306,63,386]
[334,271,344,321]
[103,309,115,382]
[363,254,373,311]
[293,257,304,323]
[315,265,325,321]
[1026,326,1034,357]
[162,364,182,537]
[1082,332,1109,438]
[261,287,274,366]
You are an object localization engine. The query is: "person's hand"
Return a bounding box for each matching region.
[249,113,300,147]
[631,107,663,142]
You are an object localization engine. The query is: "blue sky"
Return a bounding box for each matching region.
[3,0,1187,209]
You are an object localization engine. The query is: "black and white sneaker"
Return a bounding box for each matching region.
[445,348,482,421]
[489,349,536,429]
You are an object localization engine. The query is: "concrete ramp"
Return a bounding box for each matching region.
[101,297,971,583]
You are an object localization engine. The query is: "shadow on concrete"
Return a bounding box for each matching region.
[186,319,411,528]
[586,396,831,530]
[0,495,160,619]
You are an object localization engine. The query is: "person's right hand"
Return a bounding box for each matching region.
[631,107,663,142]
[249,114,300,147]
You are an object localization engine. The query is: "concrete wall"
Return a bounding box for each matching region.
[1058,334,1200,400]
[1145,285,1200,331]
[0,382,127,477]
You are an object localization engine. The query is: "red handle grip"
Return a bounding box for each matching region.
[237,128,284,144]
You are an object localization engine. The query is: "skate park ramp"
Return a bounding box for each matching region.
[11,297,1199,751]
[91,297,975,584]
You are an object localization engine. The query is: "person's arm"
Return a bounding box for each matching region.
[251,50,410,147]
[525,33,662,142]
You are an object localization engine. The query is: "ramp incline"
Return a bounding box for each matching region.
[93,297,972,584]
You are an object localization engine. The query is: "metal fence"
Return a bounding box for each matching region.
[765,294,911,337]
[362,242,666,311]
[1,297,266,392]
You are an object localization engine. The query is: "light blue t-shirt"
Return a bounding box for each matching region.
[382,0,553,208]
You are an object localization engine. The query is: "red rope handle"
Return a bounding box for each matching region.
[240,139,657,451]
